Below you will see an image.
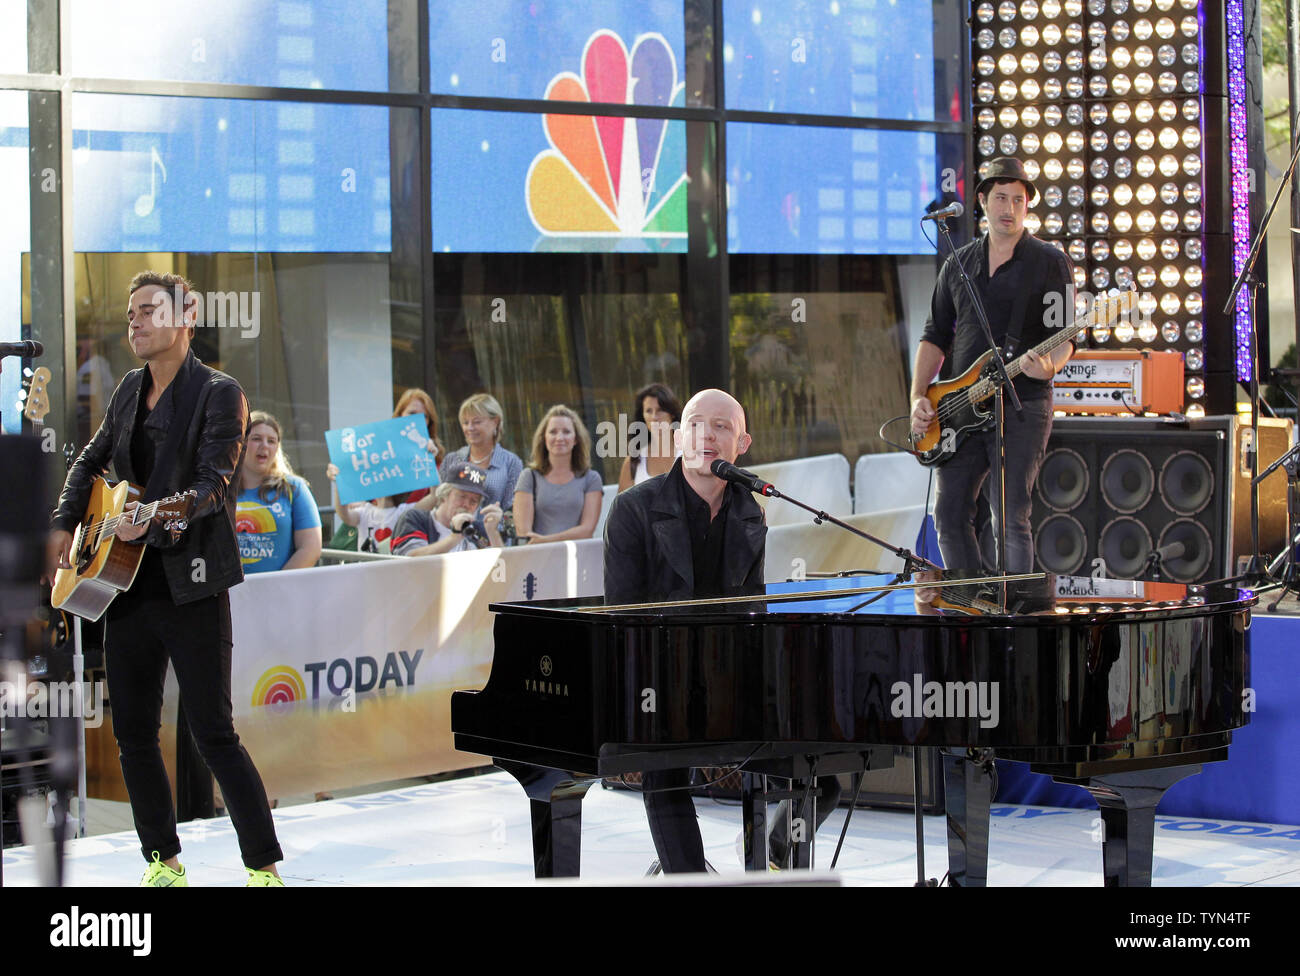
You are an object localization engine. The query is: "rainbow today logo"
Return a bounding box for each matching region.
[252,665,306,708]
[526,30,687,242]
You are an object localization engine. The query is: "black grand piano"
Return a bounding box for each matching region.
[451,571,1253,885]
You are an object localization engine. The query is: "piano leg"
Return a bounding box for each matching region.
[496,760,597,879]
[1073,765,1202,888]
[741,773,768,872]
[790,778,818,870]
[943,749,995,887]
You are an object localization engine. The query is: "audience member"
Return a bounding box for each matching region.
[617,382,682,492]
[236,411,322,572]
[326,464,436,553]
[513,405,602,543]
[394,388,446,505]
[439,393,523,518]
[392,460,504,555]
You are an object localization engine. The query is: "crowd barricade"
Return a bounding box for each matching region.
[748,453,853,526]
[593,483,619,538]
[765,508,928,580]
[192,453,932,798]
[853,451,933,515]
[177,539,604,798]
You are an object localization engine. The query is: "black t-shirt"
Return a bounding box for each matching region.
[921,231,1077,401]
[672,462,730,598]
[128,370,169,596]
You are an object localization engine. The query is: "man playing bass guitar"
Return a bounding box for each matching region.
[909,157,1077,573]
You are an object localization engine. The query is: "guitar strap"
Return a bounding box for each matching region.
[1001,242,1048,359]
[140,357,208,503]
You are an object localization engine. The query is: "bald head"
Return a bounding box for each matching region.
[676,388,752,478]
[682,389,747,434]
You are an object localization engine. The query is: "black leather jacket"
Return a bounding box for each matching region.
[602,459,766,604]
[50,350,249,604]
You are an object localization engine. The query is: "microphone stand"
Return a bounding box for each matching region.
[1255,441,1300,609]
[1221,114,1300,586]
[932,216,1022,579]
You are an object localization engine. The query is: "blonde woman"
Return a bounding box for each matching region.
[513,405,602,543]
[438,392,523,516]
[236,411,322,572]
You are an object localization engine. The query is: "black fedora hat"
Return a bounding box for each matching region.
[975,156,1038,204]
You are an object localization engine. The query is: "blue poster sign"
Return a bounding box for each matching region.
[324,416,440,505]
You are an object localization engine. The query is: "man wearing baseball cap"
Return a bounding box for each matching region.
[909,157,1078,573]
[391,459,505,556]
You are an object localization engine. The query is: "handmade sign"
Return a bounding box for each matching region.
[325,416,439,505]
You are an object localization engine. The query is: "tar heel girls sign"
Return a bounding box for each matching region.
[325,416,440,505]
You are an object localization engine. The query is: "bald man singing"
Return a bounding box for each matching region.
[602,389,766,872]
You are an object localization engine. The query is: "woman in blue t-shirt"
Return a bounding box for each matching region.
[236,411,322,572]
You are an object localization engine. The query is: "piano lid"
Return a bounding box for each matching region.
[487,571,1254,625]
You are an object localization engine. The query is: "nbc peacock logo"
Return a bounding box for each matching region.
[526,29,687,243]
[252,665,306,709]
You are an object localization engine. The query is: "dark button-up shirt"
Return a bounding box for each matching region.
[921,231,1076,401]
[672,461,730,599]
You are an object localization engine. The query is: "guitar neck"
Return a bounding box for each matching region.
[1002,315,1090,381]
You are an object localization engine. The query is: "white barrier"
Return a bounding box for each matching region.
[593,483,618,538]
[748,453,853,527]
[205,457,932,796]
[765,507,930,580]
[853,451,934,515]
[212,539,604,797]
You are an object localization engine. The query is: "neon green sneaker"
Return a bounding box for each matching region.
[245,868,285,887]
[140,852,188,887]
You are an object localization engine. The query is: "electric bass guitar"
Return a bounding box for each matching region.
[51,478,197,622]
[910,291,1135,467]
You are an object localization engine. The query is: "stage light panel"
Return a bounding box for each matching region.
[971,0,1217,382]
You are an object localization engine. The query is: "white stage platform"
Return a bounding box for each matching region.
[5,771,1300,886]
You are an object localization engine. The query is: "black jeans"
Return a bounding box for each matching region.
[104,587,282,869]
[642,768,706,873]
[934,396,1054,574]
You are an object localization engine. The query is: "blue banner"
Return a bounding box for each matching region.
[324,416,440,505]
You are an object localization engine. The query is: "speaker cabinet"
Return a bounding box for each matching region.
[1033,415,1296,581]
[840,747,944,814]
[1033,417,1233,583]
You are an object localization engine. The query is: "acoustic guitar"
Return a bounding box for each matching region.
[51,478,196,622]
[910,291,1135,467]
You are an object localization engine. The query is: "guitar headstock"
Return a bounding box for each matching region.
[1087,289,1138,330]
[154,489,198,532]
[19,366,52,425]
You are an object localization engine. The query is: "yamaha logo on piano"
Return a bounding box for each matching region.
[525,656,569,697]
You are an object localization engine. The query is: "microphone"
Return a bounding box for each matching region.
[921,201,964,222]
[1153,540,1187,562]
[1146,540,1187,568]
[709,458,774,496]
[0,340,43,358]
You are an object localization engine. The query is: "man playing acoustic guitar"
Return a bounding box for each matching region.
[45,272,283,886]
[909,157,1077,574]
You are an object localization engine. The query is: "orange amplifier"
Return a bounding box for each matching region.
[1053,349,1184,415]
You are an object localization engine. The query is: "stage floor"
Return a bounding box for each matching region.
[4,771,1300,886]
